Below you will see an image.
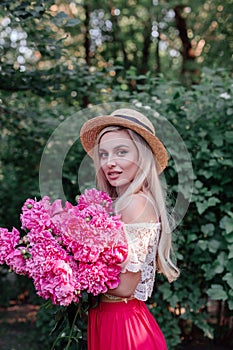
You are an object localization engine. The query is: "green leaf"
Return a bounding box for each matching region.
[159,283,173,300]
[55,11,69,19]
[196,201,208,215]
[207,197,220,207]
[220,215,233,234]
[65,19,81,27]
[212,134,223,147]
[225,233,233,243]
[226,108,233,116]
[187,233,198,243]
[198,240,208,250]
[228,245,233,259]
[201,224,215,236]
[225,131,233,143]
[227,299,233,310]
[208,239,221,253]
[207,284,228,301]
[169,294,179,308]
[193,318,214,339]
[195,180,203,189]
[223,273,233,289]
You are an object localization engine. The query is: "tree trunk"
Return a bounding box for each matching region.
[108,6,130,70]
[83,3,91,67]
[140,21,152,74]
[83,3,91,107]
[155,35,161,74]
[174,5,197,83]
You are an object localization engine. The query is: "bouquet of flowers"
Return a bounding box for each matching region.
[0,188,128,306]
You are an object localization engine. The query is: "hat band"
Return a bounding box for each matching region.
[113,114,154,134]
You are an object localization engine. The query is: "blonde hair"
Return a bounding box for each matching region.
[93,126,180,282]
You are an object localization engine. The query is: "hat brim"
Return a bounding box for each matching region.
[80,115,168,174]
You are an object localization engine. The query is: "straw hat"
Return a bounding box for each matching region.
[80,108,168,174]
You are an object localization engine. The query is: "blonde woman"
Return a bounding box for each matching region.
[80,108,180,350]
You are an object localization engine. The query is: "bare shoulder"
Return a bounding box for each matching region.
[120,193,157,224]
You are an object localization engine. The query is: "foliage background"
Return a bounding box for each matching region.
[0,1,232,349]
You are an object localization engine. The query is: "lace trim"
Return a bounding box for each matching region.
[122,222,160,301]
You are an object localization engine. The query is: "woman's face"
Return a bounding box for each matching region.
[98,129,139,194]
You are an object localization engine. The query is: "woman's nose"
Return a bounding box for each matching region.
[106,155,116,167]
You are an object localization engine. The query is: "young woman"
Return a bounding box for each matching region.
[80,108,180,350]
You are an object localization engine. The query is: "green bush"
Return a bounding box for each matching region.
[0,67,232,349]
[122,67,233,349]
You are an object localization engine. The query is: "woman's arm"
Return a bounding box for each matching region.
[107,193,157,298]
[106,270,141,298]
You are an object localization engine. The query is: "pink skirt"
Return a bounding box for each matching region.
[87,299,167,350]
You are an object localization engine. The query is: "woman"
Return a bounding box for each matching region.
[80,108,180,350]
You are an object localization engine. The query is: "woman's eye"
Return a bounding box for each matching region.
[118,150,127,156]
[99,152,108,159]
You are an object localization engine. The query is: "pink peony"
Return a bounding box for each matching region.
[100,245,128,264]
[77,188,113,213]
[32,257,80,306]
[6,248,27,275]
[24,229,81,306]
[0,227,21,264]
[0,188,128,306]
[77,261,122,295]
[20,196,53,231]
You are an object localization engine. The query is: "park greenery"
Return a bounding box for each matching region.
[0,1,232,349]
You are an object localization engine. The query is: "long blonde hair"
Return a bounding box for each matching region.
[93,126,180,282]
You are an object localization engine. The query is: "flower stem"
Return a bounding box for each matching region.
[65,304,80,350]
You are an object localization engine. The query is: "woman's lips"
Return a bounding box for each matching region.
[107,171,122,180]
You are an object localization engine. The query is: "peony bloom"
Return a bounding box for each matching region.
[0,188,128,306]
[0,227,21,264]
[77,188,113,213]
[20,196,53,231]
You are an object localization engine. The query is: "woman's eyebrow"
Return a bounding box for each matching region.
[99,144,130,152]
[114,144,130,149]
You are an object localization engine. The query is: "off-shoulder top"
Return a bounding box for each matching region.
[121,222,161,301]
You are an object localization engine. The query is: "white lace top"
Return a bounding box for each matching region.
[121,222,161,301]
